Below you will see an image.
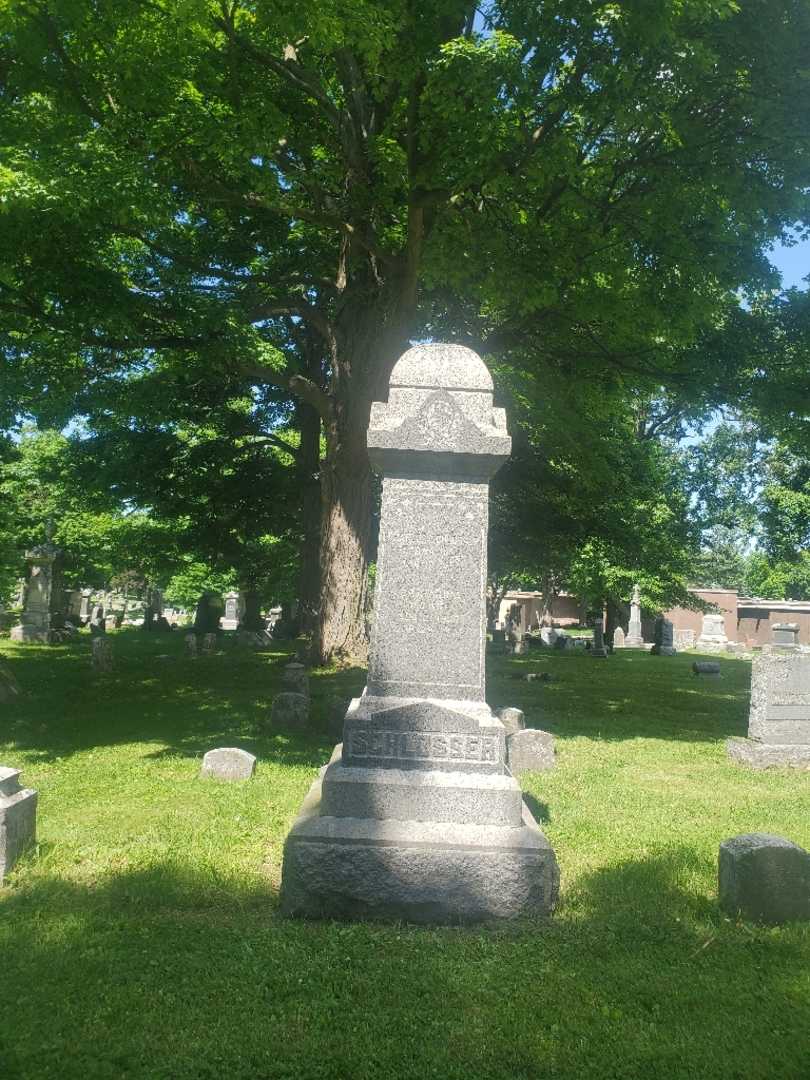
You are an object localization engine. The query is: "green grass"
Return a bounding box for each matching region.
[1,630,809,1080]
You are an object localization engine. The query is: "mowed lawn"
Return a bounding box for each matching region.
[1,631,809,1080]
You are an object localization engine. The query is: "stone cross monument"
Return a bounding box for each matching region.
[625,583,645,647]
[280,344,559,923]
[10,545,65,644]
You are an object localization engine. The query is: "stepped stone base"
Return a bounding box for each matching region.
[280,746,559,924]
[10,625,56,644]
[727,737,810,769]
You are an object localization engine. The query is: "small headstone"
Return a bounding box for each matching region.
[0,664,22,704]
[184,633,198,658]
[674,628,695,649]
[200,747,256,781]
[201,632,217,655]
[89,603,106,636]
[498,707,526,735]
[771,623,799,650]
[591,621,608,658]
[697,613,729,651]
[512,638,529,655]
[271,691,310,729]
[327,697,351,739]
[282,662,309,697]
[540,627,559,647]
[507,729,556,776]
[612,627,625,649]
[719,833,810,924]
[693,660,721,677]
[0,767,37,883]
[651,616,676,656]
[91,637,113,673]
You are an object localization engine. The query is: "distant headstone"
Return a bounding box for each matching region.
[651,616,676,656]
[727,651,810,768]
[771,623,800,651]
[507,729,556,776]
[201,633,217,656]
[184,633,198,658]
[612,627,625,649]
[327,697,351,739]
[89,603,106,636]
[91,637,113,673]
[540,627,559,647]
[693,660,721,677]
[200,747,256,781]
[104,614,119,632]
[271,691,310,729]
[719,834,810,924]
[282,662,309,698]
[193,592,221,636]
[10,545,65,644]
[625,584,645,648]
[0,767,37,883]
[221,590,244,631]
[79,589,93,622]
[498,707,526,735]
[0,664,22,704]
[591,621,608,658]
[697,613,729,651]
[674,628,695,649]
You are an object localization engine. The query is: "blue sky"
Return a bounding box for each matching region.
[769,235,810,290]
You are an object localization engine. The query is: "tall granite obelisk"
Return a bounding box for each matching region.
[280,344,559,923]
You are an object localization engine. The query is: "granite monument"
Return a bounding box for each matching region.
[280,344,559,923]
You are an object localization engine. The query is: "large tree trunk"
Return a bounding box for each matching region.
[315,298,408,666]
[296,400,322,637]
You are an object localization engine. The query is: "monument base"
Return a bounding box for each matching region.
[727,737,810,770]
[280,748,559,924]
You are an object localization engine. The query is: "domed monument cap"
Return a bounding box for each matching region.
[368,343,510,477]
[390,343,494,391]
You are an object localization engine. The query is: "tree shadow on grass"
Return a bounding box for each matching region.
[488,650,753,744]
[1,848,808,1080]
[0,634,366,767]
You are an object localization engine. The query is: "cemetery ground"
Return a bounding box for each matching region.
[1,634,809,1080]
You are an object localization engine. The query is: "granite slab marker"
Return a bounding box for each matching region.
[200,747,256,781]
[0,767,37,883]
[280,344,559,923]
[727,651,810,768]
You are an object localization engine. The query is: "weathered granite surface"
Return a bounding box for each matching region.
[0,767,37,883]
[651,616,676,656]
[497,706,525,735]
[693,661,721,676]
[272,692,310,729]
[10,545,64,644]
[719,833,810,924]
[727,651,810,768]
[91,636,113,673]
[507,729,556,776]
[282,662,310,698]
[200,747,256,781]
[281,344,559,923]
[612,627,625,649]
[591,622,608,659]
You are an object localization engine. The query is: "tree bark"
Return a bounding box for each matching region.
[296,400,323,636]
[315,295,408,666]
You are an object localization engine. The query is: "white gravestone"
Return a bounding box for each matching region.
[200,748,256,781]
[625,584,645,648]
[221,590,244,631]
[280,344,559,923]
[697,613,729,650]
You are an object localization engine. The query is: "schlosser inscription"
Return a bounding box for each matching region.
[347,729,498,765]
